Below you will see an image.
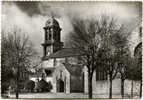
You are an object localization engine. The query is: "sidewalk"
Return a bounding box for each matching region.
[6,93,140,99]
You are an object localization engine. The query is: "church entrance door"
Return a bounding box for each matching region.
[57,79,64,92]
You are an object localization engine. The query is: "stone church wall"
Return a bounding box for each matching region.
[53,61,70,93]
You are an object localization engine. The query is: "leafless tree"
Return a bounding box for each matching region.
[97,15,131,99]
[116,49,131,98]
[1,27,37,98]
[111,29,131,98]
[128,42,142,98]
[126,57,138,98]
[68,17,101,98]
[68,15,128,98]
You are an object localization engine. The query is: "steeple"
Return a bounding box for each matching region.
[42,17,63,59]
[51,13,54,19]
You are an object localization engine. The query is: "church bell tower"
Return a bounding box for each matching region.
[42,17,63,58]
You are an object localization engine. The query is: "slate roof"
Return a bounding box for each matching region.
[43,48,84,60]
[42,48,84,76]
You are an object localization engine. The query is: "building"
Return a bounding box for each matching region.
[41,17,88,93]
[36,17,141,96]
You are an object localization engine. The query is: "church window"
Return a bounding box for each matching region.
[46,29,49,39]
[46,29,49,33]
[55,33,58,41]
[96,67,107,81]
[46,47,51,56]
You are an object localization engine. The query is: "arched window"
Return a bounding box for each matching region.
[46,29,49,40]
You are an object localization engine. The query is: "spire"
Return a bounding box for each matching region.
[51,11,54,19]
[51,14,54,19]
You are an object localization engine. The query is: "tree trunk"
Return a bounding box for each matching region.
[131,80,133,98]
[16,74,19,99]
[88,74,93,99]
[140,80,142,98]
[109,79,112,99]
[16,67,19,99]
[16,91,18,99]
[16,58,20,99]
[121,79,125,98]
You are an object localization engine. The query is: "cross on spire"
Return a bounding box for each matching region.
[51,11,54,19]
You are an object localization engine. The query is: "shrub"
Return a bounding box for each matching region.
[25,80,35,92]
[36,79,52,92]
[1,82,9,94]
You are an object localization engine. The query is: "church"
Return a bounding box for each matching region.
[40,17,108,94]
[37,16,141,95]
[41,17,87,93]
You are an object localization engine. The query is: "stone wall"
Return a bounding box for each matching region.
[92,78,140,95]
[83,68,140,95]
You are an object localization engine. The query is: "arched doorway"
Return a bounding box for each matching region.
[57,79,64,92]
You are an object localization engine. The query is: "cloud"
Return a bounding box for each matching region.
[14,1,42,17]
[2,1,141,56]
[2,3,47,56]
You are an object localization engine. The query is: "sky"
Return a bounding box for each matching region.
[2,1,142,57]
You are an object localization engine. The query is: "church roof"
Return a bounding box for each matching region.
[48,48,84,59]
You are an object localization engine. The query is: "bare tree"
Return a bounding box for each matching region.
[126,57,138,98]
[117,50,131,98]
[69,18,101,98]
[126,42,142,98]
[112,29,131,98]
[94,16,129,99]
[69,15,128,98]
[1,27,37,98]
